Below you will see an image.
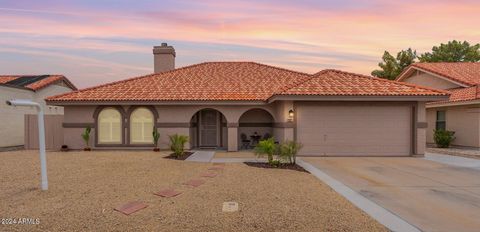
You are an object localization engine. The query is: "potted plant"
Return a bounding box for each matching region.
[81,126,91,151]
[60,145,69,152]
[152,126,160,152]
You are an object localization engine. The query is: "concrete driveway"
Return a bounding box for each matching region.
[302,157,480,232]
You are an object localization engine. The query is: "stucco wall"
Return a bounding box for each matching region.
[62,104,289,151]
[403,72,461,90]
[427,105,480,147]
[0,84,73,147]
[0,86,35,147]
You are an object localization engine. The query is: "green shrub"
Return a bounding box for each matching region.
[81,126,91,149]
[279,141,303,164]
[434,130,455,148]
[152,127,160,148]
[169,134,189,157]
[254,138,277,165]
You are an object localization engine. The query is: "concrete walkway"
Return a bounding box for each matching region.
[301,156,480,232]
[426,152,480,170]
[185,151,215,162]
[427,147,480,160]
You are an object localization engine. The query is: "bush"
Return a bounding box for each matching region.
[254,138,279,165]
[169,134,189,157]
[81,126,91,150]
[279,141,303,164]
[434,130,455,148]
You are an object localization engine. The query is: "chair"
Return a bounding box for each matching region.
[240,133,251,149]
[263,133,272,140]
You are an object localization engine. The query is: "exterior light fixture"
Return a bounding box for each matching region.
[288,109,294,121]
[6,99,48,190]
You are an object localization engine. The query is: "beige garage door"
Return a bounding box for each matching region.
[296,103,412,156]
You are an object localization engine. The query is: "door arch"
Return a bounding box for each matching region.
[190,108,228,149]
[238,108,274,149]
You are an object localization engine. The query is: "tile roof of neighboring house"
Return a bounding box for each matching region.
[0,75,77,91]
[46,62,447,103]
[428,85,480,105]
[397,62,480,86]
[279,69,447,97]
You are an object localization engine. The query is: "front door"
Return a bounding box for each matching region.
[199,110,218,147]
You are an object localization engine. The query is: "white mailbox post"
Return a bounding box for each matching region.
[6,99,48,190]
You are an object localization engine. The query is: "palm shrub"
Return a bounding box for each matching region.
[169,134,189,157]
[434,130,455,148]
[81,126,91,151]
[279,141,303,164]
[152,127,160,151]
[254,138,277,165]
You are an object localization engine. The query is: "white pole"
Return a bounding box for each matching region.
[37,106,48,190]
[6,99,48,190]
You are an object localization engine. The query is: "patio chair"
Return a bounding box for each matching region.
[263,133,272,140]
[240,133,251,149]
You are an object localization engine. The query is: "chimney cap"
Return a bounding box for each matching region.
[153,43,176,57]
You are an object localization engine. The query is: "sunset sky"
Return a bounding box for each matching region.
[0,0,479,88]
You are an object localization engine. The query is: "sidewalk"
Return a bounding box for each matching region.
[426,147,480,160]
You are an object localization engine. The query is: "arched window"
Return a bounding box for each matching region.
[130,108,154,144]
[98,108,122,144]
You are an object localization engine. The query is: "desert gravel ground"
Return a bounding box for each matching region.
[0,150,387,232]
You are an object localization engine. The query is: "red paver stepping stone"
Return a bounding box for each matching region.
[183,179,206,187]
[154,189,182,198]
[114,201,148,215]
[200,172,218,178]
[208,166,224,171]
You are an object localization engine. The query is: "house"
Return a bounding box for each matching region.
[45,44,448,156]
[397,62,480,148]
[0,75,77,149]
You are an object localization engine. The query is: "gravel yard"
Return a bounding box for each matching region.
[0,150,386,231]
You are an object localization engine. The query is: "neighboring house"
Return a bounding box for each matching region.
[46,44,447,156]
[0,75,77,148]
[397,62,480,148]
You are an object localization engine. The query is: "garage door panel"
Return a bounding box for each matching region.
[297,104,412,156]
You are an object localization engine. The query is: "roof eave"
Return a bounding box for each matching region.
[268,95,450,103]
[426,99,480,108]
[45,99,268,106]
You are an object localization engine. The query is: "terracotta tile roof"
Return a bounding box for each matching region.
[47,62,311,102]
[0,75,77,91]
[279,69,448,97]
[398,62,480,86]
[46,62,447,103]
[428,86,480,105]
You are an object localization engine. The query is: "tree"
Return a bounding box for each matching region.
[419,40,480,62]
[371,48,416,80]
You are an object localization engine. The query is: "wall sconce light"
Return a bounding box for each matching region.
[288,109,294,121]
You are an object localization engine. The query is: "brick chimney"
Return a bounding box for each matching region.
[153,43,175,73]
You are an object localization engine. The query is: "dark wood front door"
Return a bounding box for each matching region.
[199,110,218,147]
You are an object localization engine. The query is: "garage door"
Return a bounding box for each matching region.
[296,104,412,156]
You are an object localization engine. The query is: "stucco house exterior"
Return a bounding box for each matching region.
[46,44,448,156]
[0,75,77,149]
[397,62,480,148]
